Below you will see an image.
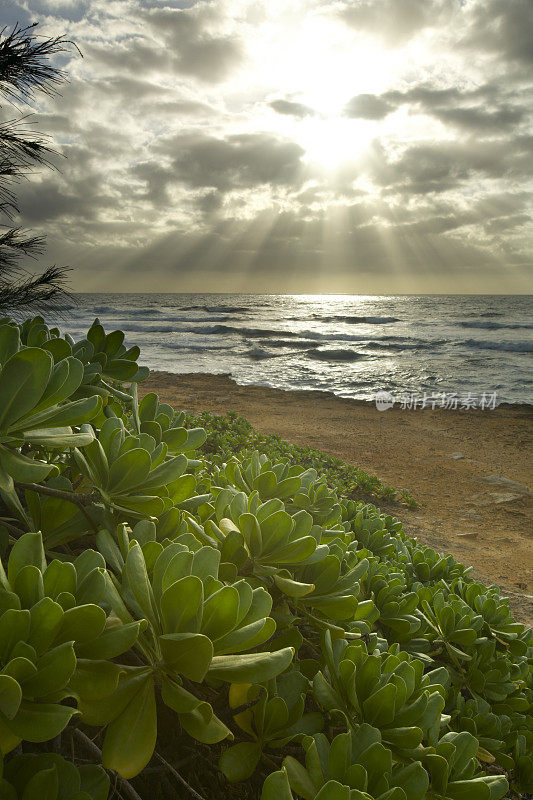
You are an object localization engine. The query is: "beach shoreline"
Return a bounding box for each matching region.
[142,370,533,625]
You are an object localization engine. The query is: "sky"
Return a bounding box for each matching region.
[1,0,532,293]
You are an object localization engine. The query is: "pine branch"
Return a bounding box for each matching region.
[0,23,79,104]
[0,264,73,317]
[0,226,46,274]
[0,116,56,173]
[0,23,79,317]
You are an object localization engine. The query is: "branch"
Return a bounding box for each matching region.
[0,264,73,319]
[154,752,207,800]
[0,518,26,537]
[70,728,144,800]
[15,481,98,531]
[0,23,80,103]
[0,227,46,273]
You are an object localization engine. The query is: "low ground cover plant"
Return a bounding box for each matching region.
[0,315,530,799]
[185,409,420,508]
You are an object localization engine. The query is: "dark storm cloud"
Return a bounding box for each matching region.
[370,137,533,195]
[464,0,533,65]
[153,132,306,192]
[269,99,316,118]
[196,189,223,213]
[432,105,526,132]
[336,0,456,45]
[143,5,243,83]
[85,40,172,76]
[344,94,394,120]
[84,6,242,87]
[130,162,173,206]
[97,204,506,293]
[2,0,531,291]
[484,214,531,234]
[15,173,115,224]
[344,83,530,132]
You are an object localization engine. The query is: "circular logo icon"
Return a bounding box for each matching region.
[375,390,394,411]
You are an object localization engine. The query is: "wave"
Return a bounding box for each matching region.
[303,314,400,325]
[91,306,165,317]
[159,341,229,352]
[257,338,321,349]
[307,348,367,362]
[179,305,250,313]
[461,339,533,353]
[460,320,533,330]
[209,325,300,338]
[246,346,283,360]
[363,341,433,351]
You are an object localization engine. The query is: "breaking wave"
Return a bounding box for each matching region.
[460,320,533,330]
[461,339,533,353]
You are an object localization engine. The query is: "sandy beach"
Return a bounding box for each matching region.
[142,371,533,625]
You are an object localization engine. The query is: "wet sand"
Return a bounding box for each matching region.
[142,372,533,626]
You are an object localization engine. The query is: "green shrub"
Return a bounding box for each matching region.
[0,315,530,799]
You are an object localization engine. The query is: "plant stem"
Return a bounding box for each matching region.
[70,728,144,800]
[0,518,26,536]
[15,481,99,531]
[154,752,207,800]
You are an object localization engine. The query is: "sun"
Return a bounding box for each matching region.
[296,115,376,171]
[246,7,396,171]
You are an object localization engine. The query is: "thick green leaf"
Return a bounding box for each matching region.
[56,604,106,645]
[76,619,142,660]
[0,324,20,365]
[0,446,56,483]
[124,544,159,632]
[112,494,165,516]
[362,683,397,727]
[160,575,203,634]
[283,756,316,800]
[0,349,52,430]
[13,396,102,433]
[159,632,213,681]
[274,574,315,598]
[22,641,76,697]
[208,647,294,683]
[69,659,123,702]
[0,675,22,719]
[78,764,111,800]
[315,782,350,800]
[108,448,151,493]
[219,741,262,782]
[8,533,46,586]
[22,427,95,447]
[3,701,78,741]
[28,598,64,655]
[179,703,232,744]
[261,768,294,800]
[102,676,157,779]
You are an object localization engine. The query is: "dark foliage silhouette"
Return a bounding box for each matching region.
[0,23,77,316]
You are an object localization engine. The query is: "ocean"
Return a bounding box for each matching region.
[62,294,533,406]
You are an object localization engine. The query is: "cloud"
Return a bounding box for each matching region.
[156,132,306,192]
[344,93,394,120]
[336,0,457,45]
[143,5,244,83]
[0,0,530,292]
[464,0,533,65]
[269,99,316,118]
[370,137,533,195]
[344,82,530,132]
